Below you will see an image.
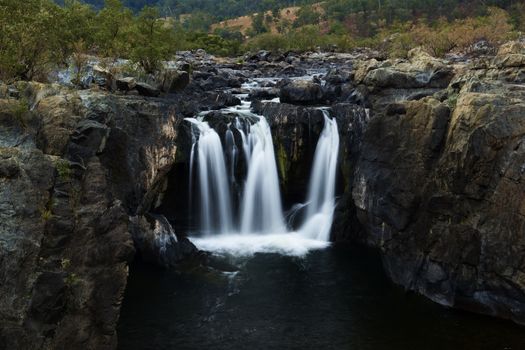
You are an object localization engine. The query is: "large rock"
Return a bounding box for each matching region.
[135,82,160,97]
[157,69,190,93]
[352,77,525,324]
[279,80,324,105]
[130,214,198,268]
[0,82,189,349]
[357,48,454,90]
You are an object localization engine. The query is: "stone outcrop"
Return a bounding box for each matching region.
[350,45,525,325]
[279,80,324,105]
[0,81,194,349]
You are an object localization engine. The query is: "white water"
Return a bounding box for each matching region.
[186,118,232,234]
[240,117,285,233]
[186,80,339,256]
[300,110,340,241]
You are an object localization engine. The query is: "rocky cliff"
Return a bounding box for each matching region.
[1,43,525,348]
[350,43,525,324]
[0,81,192,349]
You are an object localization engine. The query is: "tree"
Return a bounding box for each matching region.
[0,0,63,81]
[294,5,320,27]
[250,12,268,36]
[94,0,134,59]
[129,6,174,73]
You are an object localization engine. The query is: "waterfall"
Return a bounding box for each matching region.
[240,116,285,233]
[186,118,232,234]
[186,95,340,255]
[299,111,340,241]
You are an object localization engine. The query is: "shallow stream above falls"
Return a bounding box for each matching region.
[118,73,525,349]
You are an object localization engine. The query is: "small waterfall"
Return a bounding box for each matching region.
[240,116,285,233]
[186,118,232,234]
[299,111,340,241]
[185,80,340,255]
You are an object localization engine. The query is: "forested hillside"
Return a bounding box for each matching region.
[56,0,160,11]
[161,0,315,19]
[3,0,525,84]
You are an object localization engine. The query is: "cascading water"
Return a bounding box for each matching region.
[186,80,340,256]
[186,118,232,234]
[300,110,340,241]
[240,116,285,233]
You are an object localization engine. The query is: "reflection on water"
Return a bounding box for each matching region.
[118,245,525,350]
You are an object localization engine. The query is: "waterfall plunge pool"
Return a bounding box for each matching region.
[118,245,525,350]
[118,76,525,349]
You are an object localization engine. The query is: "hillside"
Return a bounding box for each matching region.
[211,3,325,36]
[56,0,160,11]
[161,0,317,20]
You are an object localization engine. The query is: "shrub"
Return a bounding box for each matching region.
[128,6,175,73]
[384,8,516,58]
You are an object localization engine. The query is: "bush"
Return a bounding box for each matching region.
[0,0,64,81]
[128,6,175,73]
[384,8,516,58]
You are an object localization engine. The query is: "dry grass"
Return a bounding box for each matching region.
[211,3,325,36]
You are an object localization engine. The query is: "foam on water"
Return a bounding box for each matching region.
[192,232,330,257]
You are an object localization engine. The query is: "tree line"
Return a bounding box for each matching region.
[0,0,181,82]
[1,0,524,83]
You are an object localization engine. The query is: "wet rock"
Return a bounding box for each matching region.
[324,68,354,84]
[130,214,198,268]
[0,82,188,348]
[278,65,307,77]
[202,92,241,110]
[248,88,279,101]
[352,78,525,324]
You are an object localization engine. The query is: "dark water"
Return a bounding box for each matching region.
[118,245,525,350]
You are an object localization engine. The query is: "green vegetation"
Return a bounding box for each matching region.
[1,0,524,84]
[241,2,518,56]
[160,0,315,21]
[41,208,53,221]
[0,0,176,82]
[56,159,72,181]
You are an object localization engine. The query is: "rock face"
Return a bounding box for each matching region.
[130,214,198,268]
[279,80,324,105]
[0,81,193,349]
[2,44,525,349]
[350,46,525,325]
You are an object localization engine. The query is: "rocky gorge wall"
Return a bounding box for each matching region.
[1,43,525,349]
[0,82,186,349]
[349,44,525,325]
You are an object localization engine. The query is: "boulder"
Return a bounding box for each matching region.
[135,82,160,97]
[130,214,198,268]
[202,92,241,110]
[360,48,454,90]
[116,77,136,92]
[157,69,190,93]
[248,88,279,101]
[278,65,307,77]
[279,80,324,105]
[497,41,525,56]
[92,64,115,90]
